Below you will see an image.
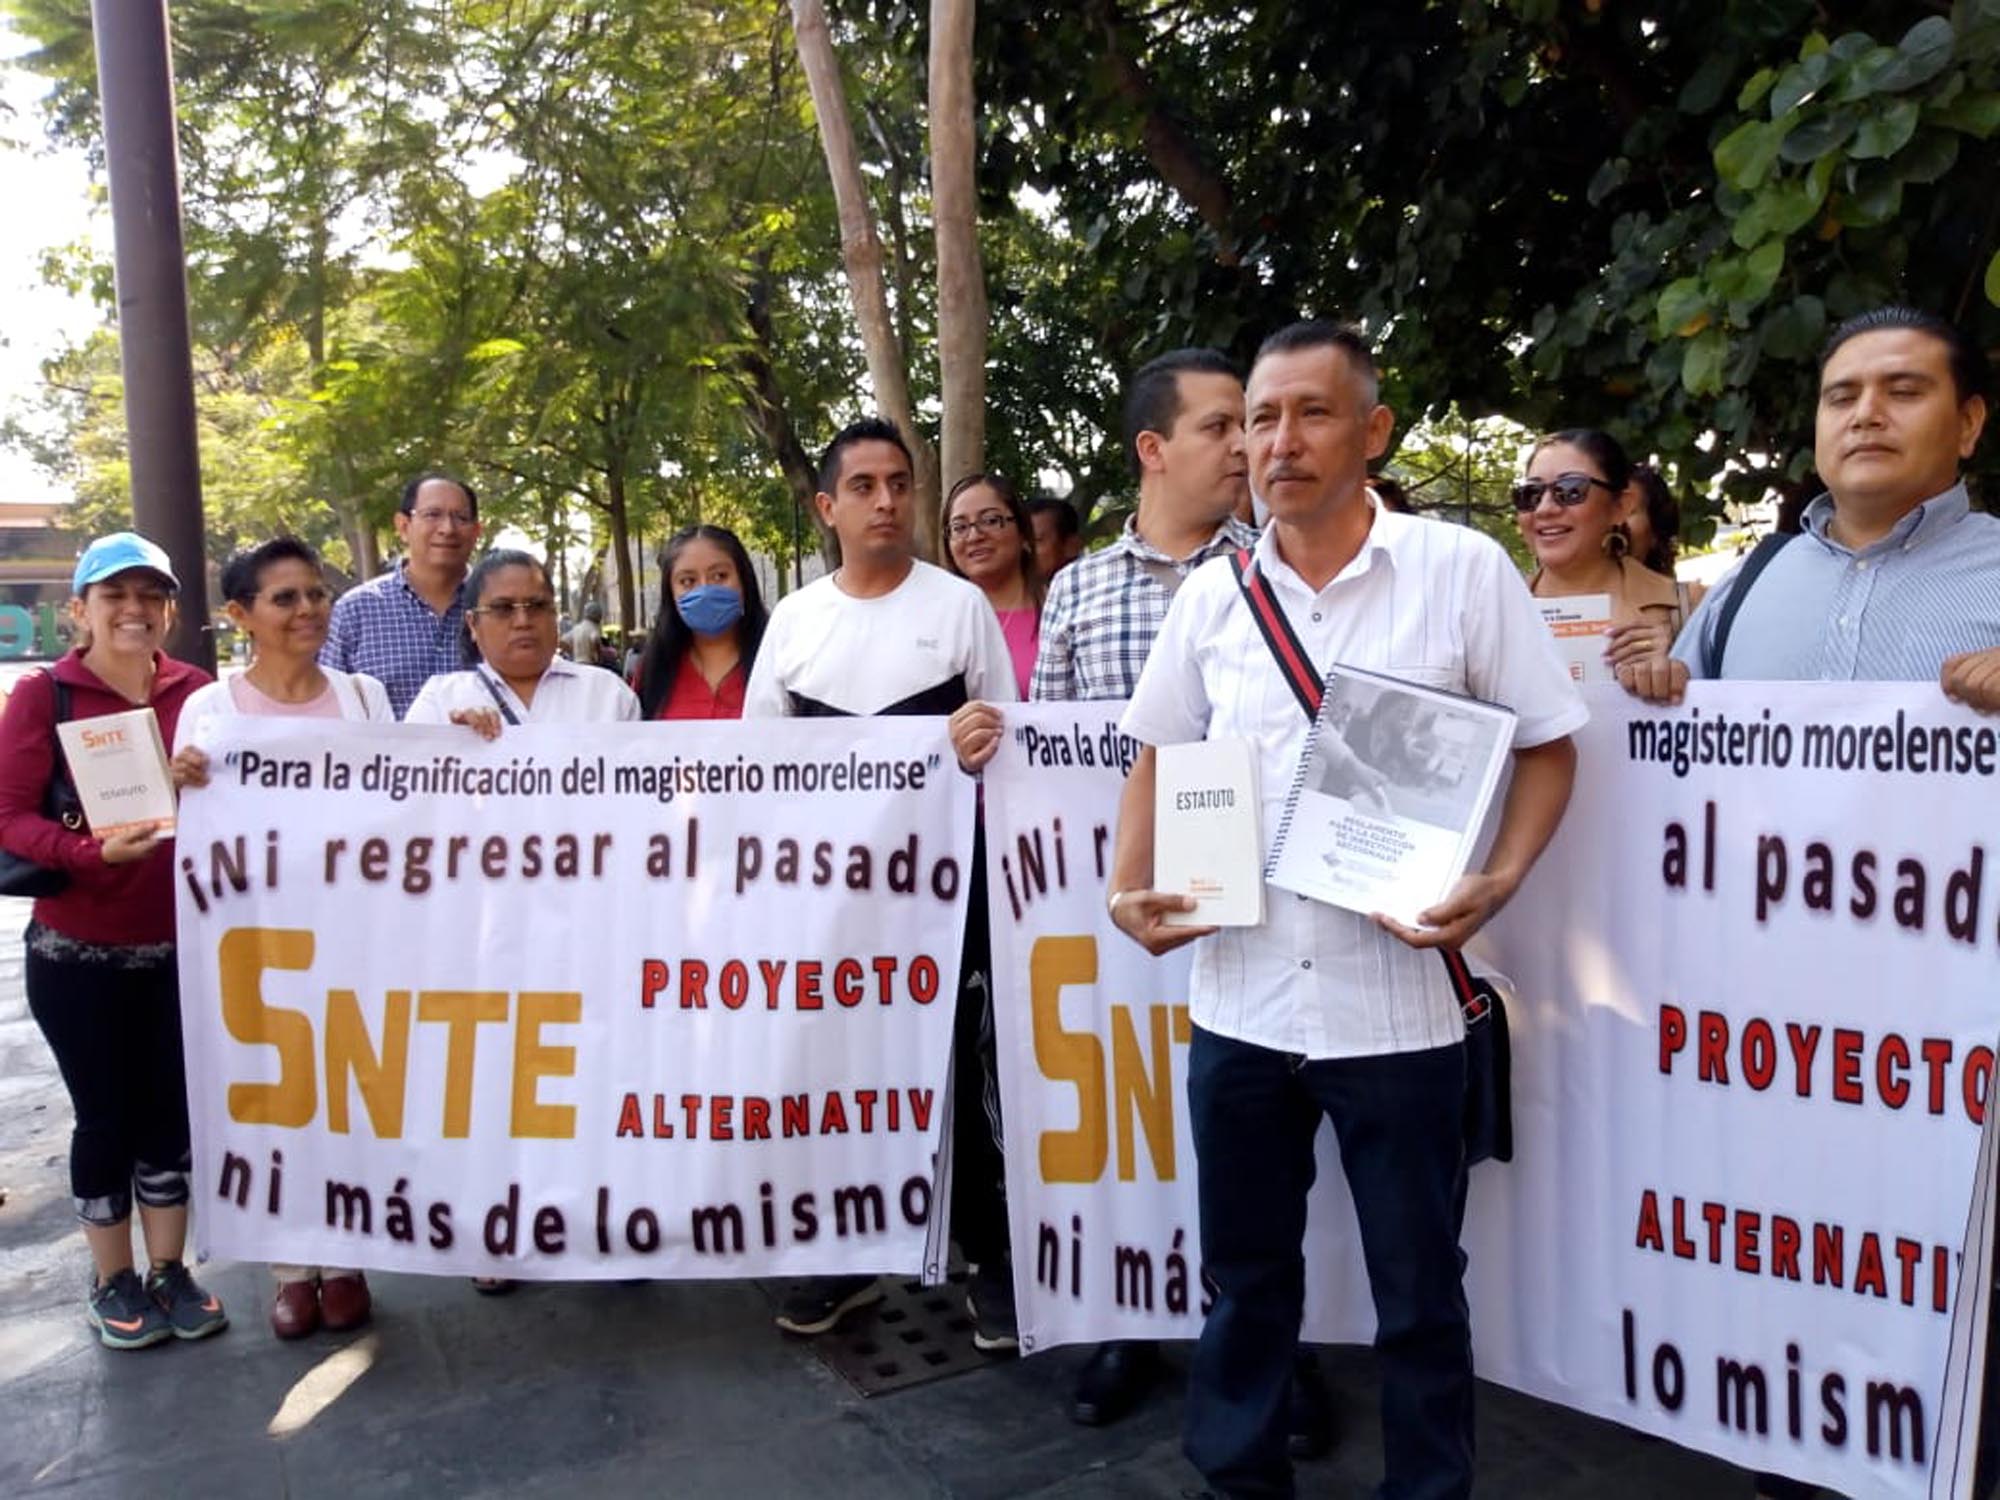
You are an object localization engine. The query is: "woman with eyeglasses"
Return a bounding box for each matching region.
[634,525,769,720]
[942,473,1042,699]
[173,536,393,1339]
[406,549,639,736]
[1515,429,1690,679]
[406,548,635,1292]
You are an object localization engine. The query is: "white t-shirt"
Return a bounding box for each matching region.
[744,561,1019,717]
[405,656,640,725]
[175,668,395,750]
[1121,504,1587,1060]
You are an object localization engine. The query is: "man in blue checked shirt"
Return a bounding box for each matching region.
[322,473,483,718]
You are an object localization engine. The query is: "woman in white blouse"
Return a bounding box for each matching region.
[403,547,635,1292]
[171,535,392,1340]
[406,549,639,735]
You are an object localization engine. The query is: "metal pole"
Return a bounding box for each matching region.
[91,0,212,670]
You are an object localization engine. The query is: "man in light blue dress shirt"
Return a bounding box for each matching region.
[1631,306,1995,701]
[1637,310,1998,1500]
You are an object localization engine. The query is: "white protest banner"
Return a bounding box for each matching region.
[985,689,2000,1500]
[176,718,974,1281]
[983,705,1373,1356]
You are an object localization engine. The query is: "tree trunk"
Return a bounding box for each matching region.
[308,210,381,577]
[605,468,637,632]
[333,498,380,580]
[788,0,940,556]
[736,271,841,569]
[929,0,986,493]
[1091,0,1239,264]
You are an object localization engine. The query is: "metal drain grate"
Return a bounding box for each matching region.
[798,1272,993,1396]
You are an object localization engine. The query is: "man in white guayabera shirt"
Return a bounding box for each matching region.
[1110,320,1583,1500]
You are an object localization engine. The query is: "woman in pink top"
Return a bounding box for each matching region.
[173,537,392,1340]
[942,473,1042,698]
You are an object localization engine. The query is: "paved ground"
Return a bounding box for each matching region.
[0,896,1764,1499]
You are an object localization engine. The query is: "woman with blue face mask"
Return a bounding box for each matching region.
[635,525,770,719]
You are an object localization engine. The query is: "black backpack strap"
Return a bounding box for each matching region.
[1228,549,1323,719]
[1705,531,1794,676]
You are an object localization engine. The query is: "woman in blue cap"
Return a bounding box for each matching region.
[0,532,227,1349]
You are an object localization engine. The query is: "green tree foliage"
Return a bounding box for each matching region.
[916,0,2000,534]
[7,0,1997,587]
[5,0,859,617]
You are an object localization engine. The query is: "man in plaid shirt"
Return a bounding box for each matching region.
[1031,350,1260,703]
[952,348,1335,1451]
[321,473,482,718]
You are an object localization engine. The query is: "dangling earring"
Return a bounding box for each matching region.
[1604,522,1631,561]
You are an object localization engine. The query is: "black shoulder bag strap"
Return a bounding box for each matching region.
[46,672,81,829]
[476,669,522,726]
[1225,550,1494,1042]
[1705,530,1794,676]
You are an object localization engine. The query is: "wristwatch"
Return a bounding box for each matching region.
[1106,889,1134,917]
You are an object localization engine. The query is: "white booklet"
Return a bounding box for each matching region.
[56,707,177,838]
[1536,594,1613,684]
[1154,737,1264,927]
[1265,665,1515,926]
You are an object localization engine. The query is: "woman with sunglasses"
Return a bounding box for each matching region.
[942,473,1042,698]
[406,549,639,735]
[173,536,393,1338]
[1514,430,1689,677]
[634,524,769,720]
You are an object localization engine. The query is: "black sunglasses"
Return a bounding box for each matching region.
[1511,472,1616,512]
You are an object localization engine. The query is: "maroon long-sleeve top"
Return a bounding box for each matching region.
[0,651,210,945]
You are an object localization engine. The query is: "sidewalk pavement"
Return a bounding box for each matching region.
[0,897,1756,1498]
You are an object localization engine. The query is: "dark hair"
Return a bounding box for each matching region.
[1368,474,1413,514]
[1626,465,1681,573]
[399,471,480,519]
[1028,494,1080,539]
[635,525,770,718]
[459,548,553,667]
[943,472,1043,608]
[1252,320,1380,403]
[1821,305,1990,403]
[220,535,322,604]
[817,418,914,496]
[1122,348,1239,478]
[1528,428,1634,495]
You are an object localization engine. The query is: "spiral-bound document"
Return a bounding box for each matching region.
[1265,665,1514,925]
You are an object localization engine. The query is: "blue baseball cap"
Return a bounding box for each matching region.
[73,532,179,594]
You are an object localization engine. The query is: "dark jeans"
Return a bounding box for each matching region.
[950,819,1009,1269]
[1185,1026,1472,1500]
[25,935,190,1224]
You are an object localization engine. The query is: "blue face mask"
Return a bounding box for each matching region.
[675,584,744,636]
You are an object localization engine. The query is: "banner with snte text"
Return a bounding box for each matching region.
[984,689,2000,1500]
[177,718,974,1282]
